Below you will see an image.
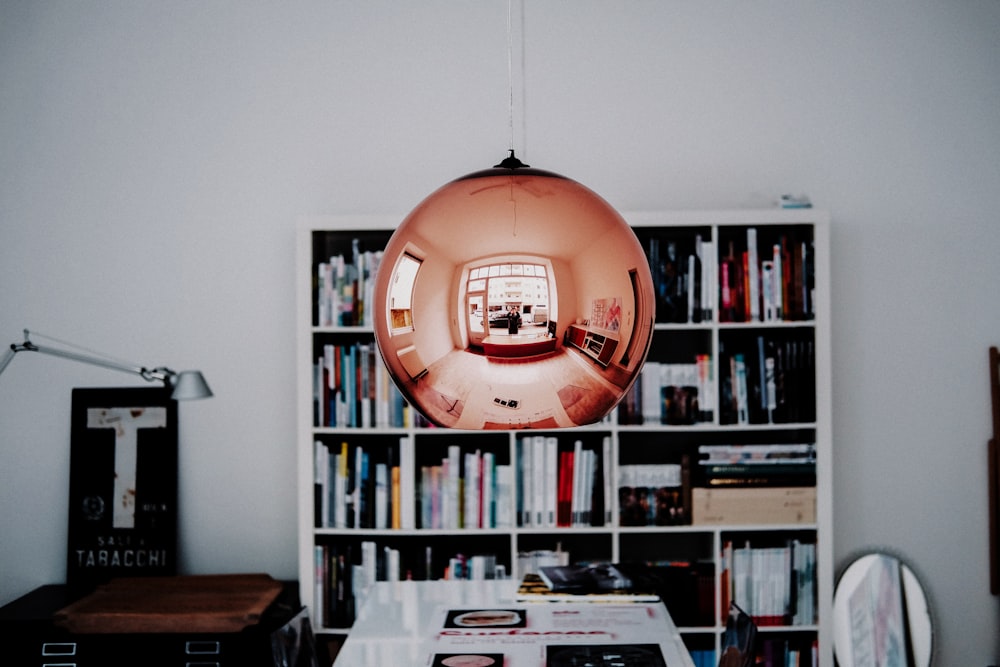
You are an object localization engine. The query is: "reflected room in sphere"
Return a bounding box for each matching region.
[374,158,655,429]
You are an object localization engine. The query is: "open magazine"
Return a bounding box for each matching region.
[533,562,669,600]
[516,573,661,603]
[431,601,677,667]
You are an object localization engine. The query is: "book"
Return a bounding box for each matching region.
[732,354,749,424]
[374,463,388,528]
[495,463,513,528]
[544,436,558,527]
[533,435,546,526]
[465,450,481,529]
[482,451,495,528]
[700,238,715,322]
[746,228,760,321]
[314,440,329,528]
[601,436,613,526]
[570,439,584,525]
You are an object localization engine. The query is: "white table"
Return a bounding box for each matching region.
[332,579,696,666]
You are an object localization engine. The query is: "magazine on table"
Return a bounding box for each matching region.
[528,562,671,601]
[431,602,679,666]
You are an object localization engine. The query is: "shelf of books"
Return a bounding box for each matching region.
[297,210,831,667]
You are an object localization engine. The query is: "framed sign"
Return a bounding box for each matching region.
[67,387,178,594]
[591,296,622,334]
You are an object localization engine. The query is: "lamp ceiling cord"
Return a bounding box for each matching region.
[507,0,514,155]
[505,0,527,160]
[505,0,526,238]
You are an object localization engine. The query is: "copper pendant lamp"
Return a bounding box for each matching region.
[373,6,654,430]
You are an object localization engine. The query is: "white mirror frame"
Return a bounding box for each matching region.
[832,550,934,667]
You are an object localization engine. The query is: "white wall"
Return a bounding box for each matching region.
[2,1,998,663]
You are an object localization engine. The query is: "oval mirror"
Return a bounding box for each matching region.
[832,551,934,667]
[373,158,655,429]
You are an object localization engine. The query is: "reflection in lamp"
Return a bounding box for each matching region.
[373,155,654,430]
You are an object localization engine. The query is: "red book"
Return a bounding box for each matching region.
[557,450,574,527]
[741,251,751,322]
[719,259,733,322]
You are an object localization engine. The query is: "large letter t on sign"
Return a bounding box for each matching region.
[87,406,168,529]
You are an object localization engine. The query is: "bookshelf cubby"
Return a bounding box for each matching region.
[297,209,831,665]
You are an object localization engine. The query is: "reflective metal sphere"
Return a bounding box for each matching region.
[374,158,654,429]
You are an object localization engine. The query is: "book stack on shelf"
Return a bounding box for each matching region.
[515,435,612,528]
[416,445,514,530]
[297,211,831,666]
[316,239,383,328]
[617,462,688,527]
[698,443,816,488]
[720,538,817,628]
[313,437,415,530]
[691,443,816,526]
[717,227,813,324]
[312,543,356,629]
[618,355,715,426]
[313,342,409,429]
[718,331,816,427]
[645,232,717,324]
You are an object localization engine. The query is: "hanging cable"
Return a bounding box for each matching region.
[507,0,514,153]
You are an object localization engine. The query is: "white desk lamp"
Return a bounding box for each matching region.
[0,329,212,400]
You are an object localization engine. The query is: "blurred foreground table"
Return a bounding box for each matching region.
[333,579,695,667]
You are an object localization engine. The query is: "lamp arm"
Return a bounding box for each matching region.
[0,345,17,377]
[1,338,175,385]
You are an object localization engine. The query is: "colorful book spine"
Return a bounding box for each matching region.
[315,244,384,327]
[720,539,816,627]
[313,342,408,428]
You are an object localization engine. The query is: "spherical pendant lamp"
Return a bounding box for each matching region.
[373,152,655,430]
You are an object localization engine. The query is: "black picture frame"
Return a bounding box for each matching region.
[67,386,178,595]
[990,347,1000,595]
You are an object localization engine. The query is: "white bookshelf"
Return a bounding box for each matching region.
[296,209,832,665]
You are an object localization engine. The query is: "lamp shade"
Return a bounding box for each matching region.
[170,370,213,400]
[374,158,655,429]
